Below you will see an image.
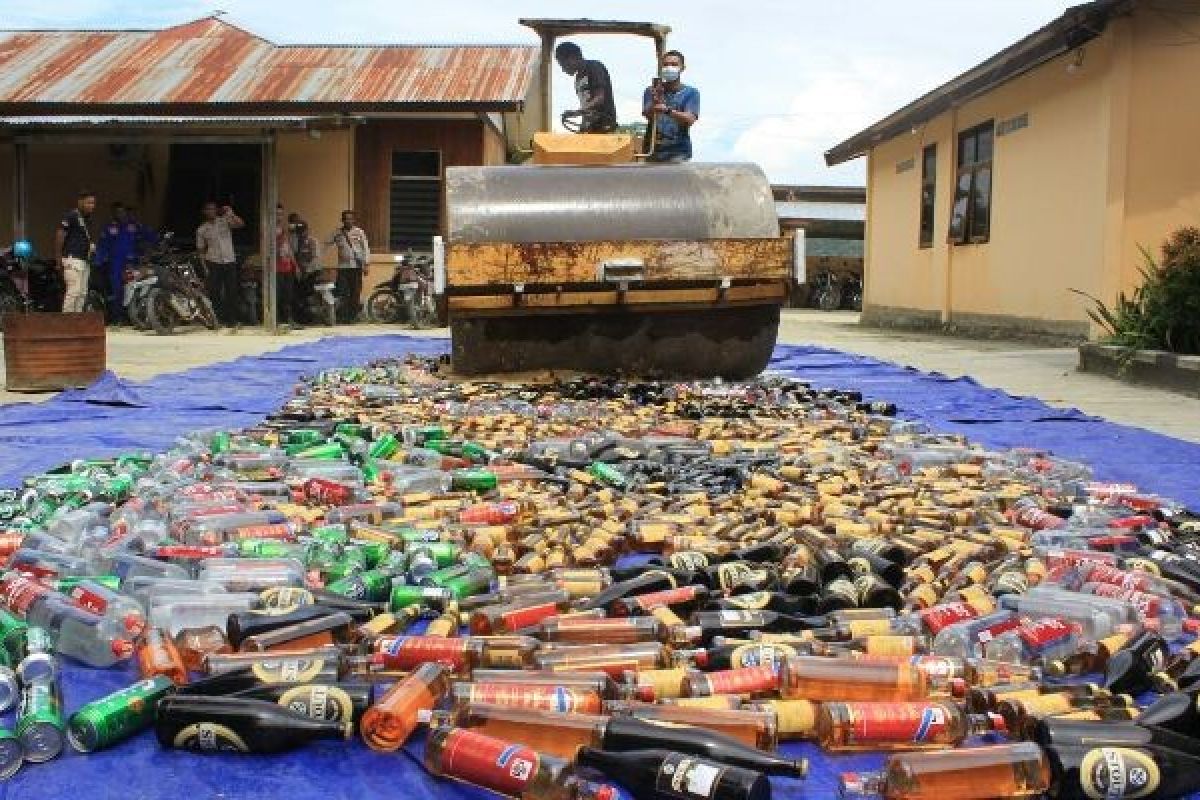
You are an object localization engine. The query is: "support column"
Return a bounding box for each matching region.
[12,142,27,241]
[261,135,278,332]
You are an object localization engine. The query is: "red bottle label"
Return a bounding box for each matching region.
[846,702,950,743]
[1086,564,1150,591]
[1010,505,1065,530]
[304,479,353,506]
[155,545,228,559]
[1014,617,1075,653]
[68,586,108,615]
[233,524,295,541]
[459,501,519,525]
[919,602,977,634]
[379,635,469,670]
[440,729,540,796]
[463,683,603,714]
[630,585,700,613]
[701,665,780,695]
[1083,583,1165,617]
[499,601,560,632]
[1,574,47,615]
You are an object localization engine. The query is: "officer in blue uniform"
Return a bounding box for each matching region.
[95,202,156,322]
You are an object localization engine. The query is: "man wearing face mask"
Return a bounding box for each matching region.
[643,50,700,163]
[555,41,618,133]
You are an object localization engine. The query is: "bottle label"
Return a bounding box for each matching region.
[715,563,753,591]
[724,592,772,611]
[656,753,727,800]
[863,636,917,657]
[1084,584,1166,618]
[669,552,709,571]
[955,586,996,614]
[259,587,315,612]
[702,665,780,695]
[235,524,295,541]
[278,685,354,724]
[380,636,469,670]
[919,602,977,634]
[846,702,949,744]
[441,729,540,796]
[172,723,250,753]
[846,619,894,637]
[67,586,108,615]
[251,657,327,684]
[1015,618,1075,654]
[991,571,1028,596]
[463,683,602,714]
[498,602,560,632]
[973,615,1022,647]
[633,586,700,612]
[1079,747,1160,800]
[731,643,796,670]
[2,575,47,616]
[719,610,760,624]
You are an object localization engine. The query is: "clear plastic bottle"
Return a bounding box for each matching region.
[96,552,189,583]
[147,593,260,636]
[194,558,306,592]
[125,577,229,609]
[372,465,453,494]
[0,572,133,666]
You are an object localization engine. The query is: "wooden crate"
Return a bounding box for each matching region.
[3,312,106,391]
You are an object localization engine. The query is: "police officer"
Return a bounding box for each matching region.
[96,202,156,323]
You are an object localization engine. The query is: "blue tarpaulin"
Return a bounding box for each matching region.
[0,334,1197,800]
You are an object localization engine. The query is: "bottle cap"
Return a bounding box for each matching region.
[949,678,967,698]
[987,712,1007,734]
[111,638,134,659]
[1186,616,1200,631]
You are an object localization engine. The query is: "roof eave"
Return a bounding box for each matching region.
[0,100,526,116]
[823,0,1133,167]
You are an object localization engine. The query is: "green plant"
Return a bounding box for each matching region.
[1072,226,1200,355]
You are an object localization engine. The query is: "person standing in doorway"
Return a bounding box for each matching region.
[275,203,298,329]
[555,41,618,133]
[196,200,244,330]
[642,50,700,163]
[56,190,96,313]
[330,210,369,323]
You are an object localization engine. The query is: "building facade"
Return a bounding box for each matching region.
[825,0,1200,340]
[0,16,539,323]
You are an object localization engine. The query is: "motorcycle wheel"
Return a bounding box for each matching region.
[147,288,176,335]
[127,297,149,330]
[408,293,439,330]
[845,288,863,312]
[198,295,218,330]
[84,290,106,317]
[818,284,843,312]
[366,289,402,324]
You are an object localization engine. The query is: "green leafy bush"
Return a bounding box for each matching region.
[1074,226,1200,354]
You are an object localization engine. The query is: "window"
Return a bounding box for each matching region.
[918,144,937,248]
[389,150,441,251]
[947,121,993,244]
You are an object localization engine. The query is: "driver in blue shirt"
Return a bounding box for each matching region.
[642,50,700,163]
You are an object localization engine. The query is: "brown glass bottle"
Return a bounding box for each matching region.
[360,662,450,751]
[155,694,350,753]
[839,742,1050,799]
[817,700,1004,751]
[576,747,770,800]
[136,627,189,685]
[780,656,928,702]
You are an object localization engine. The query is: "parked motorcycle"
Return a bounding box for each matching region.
[124,265,158,330]
[842,273,863,311]
[0,244,34,315]
[809,270,844,312]
[366,251,438,328]
[297,269,337,328]
[147,256,217,334]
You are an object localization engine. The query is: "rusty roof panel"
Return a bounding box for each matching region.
[0,16,537,109]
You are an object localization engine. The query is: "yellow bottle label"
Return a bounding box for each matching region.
[1078,747,1160,800]
[173,723,250,753]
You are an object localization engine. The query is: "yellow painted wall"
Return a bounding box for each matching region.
[1121,5,1200,290]
[863,27,1121,331]
[4,141,170,259]
[277,128,353,270]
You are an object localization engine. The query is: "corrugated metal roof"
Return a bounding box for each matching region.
[0,17,538,109]
[0,115,314,126]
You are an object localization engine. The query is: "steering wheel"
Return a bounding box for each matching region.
[560,111,584,133]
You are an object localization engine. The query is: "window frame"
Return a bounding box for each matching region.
[388,149,442,252]
[918,143,937,249]
[947,120,994,246]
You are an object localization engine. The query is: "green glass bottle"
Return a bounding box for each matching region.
[368,434,400,460]
[67,676,176,752]
[357,542,391,570]
[284,429,323,447]
[460,442,491,464]
[0,729,21,779]
[450,469,498,492]
[388,585,455,612]
[587,462,627,489]
[335,422,370,438]
[0,612,29,665]
[324,569,395,603]
[47,575,121,594]
[292,442,345,460]
[210,431,231,455]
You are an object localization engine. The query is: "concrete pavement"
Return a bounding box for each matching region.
[1,311,1197,443]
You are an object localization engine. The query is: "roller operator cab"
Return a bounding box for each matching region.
[437,19,793,379]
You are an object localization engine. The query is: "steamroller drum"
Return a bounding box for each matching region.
[451,304,779,380]
[446,163,779,244]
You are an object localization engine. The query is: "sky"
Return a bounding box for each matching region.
[0,0,1082,185]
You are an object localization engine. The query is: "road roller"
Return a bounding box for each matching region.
[438,19,794,379]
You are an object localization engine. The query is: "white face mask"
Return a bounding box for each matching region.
[660,66,682,82]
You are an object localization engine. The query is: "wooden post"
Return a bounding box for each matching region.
[12,142,27,240]
[261,135,278,332]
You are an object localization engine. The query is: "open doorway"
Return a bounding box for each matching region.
[163,143,262,257]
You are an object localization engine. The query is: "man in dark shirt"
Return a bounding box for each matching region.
[555,41,618,133]
[55,190,96,312]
